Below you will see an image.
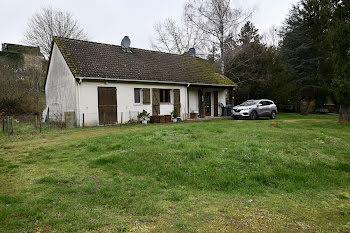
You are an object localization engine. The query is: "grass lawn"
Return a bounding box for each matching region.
[0,113,350,232]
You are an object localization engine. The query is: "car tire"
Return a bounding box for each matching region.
[270,111,276,119]
[250,111,258,120]
[232,116,239,120]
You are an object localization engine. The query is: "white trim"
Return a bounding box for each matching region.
[75,76,236,87]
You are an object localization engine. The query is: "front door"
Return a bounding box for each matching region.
[213,91,218,117]
[205,92,211,116]
[98,87,117,124]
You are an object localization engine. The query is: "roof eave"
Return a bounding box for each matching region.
[75,76,236,87]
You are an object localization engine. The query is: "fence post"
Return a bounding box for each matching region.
[47,108,50,123]
[7,116,10,136]
[103,112,106,126]
[8,116,13,136]
[2,117,5,133]
[39,114,42,133]
[11,116,14,135]
[35,115,38,128]
[83,113,85,127]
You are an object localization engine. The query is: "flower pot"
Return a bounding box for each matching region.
[142,120,147,125]
[172,118,177,122]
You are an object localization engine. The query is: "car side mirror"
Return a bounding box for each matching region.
[257,104,262,107]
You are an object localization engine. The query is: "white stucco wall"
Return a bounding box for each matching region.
[45,43,77,121]
[78,81,188,126]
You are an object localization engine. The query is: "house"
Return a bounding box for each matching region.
[45,36,236,126]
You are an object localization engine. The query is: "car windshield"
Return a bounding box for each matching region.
[240,100,257,106]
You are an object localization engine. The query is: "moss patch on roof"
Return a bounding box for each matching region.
[53,37,235,86]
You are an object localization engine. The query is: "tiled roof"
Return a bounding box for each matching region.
[54,37,235,86]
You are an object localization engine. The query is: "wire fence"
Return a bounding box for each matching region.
[1,115,46,136]
[0,111,189,136]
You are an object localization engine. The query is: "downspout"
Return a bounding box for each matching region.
[187,83,190,119]
[77,78,82,127]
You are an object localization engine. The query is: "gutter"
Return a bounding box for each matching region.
[77,78,82,127]
[75,76,236,87]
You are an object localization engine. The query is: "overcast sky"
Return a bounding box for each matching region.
[1,0,299,50]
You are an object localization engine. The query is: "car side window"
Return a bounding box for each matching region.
[267,101,273,105]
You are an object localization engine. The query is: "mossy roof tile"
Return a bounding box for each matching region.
[53,37,235,86]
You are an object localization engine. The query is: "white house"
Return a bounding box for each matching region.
[45,36,236,126]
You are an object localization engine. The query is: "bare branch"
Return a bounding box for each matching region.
[23,6,88,58]
[184,0,253,72]
[150,17,209,56]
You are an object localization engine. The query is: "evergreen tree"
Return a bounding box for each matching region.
[280,1,330,113]
[238,21,260,45]
[328,0,350,121]
[281,0,350,121]
[225,22,294,107]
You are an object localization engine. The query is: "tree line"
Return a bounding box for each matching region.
[151,0,350,122]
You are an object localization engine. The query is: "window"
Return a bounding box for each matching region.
[263,101,273,106]
[160,89,171,103]
[134,88,141,103]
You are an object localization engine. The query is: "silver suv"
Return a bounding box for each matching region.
[232,99,278,120]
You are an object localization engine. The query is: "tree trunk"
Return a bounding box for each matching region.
[339,105,350,123]
[220,31,225,74]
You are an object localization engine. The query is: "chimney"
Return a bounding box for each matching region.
[188,48,196,57]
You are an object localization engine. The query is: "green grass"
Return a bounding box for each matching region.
[0,113,350,232]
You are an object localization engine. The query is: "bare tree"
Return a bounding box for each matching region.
[150,18,208,56]
[23,6,88,58]
[184,0,252,73]
[262,25,281,48]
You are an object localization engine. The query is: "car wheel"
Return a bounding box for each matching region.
[232,116,239,120]
[250,111,257,120]
[270,111,276,119]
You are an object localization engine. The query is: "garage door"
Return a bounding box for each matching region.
[98,87,117,124]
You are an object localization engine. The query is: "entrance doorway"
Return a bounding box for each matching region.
[205,92,211,116]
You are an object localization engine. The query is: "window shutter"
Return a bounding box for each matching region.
[152,88,160,116]
[143,88,150,105]
[173,89,181,115]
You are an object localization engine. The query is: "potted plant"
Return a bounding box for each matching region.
[172,107,179,122]
[138,110,150,124]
